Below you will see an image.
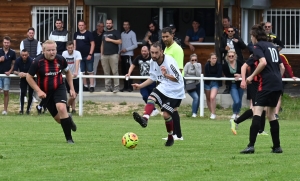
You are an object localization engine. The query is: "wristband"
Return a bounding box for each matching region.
[88,54,92,56]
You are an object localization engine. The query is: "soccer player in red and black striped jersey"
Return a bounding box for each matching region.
[26,40,77,144]
[240,23,285,154]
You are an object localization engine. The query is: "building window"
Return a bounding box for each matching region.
[31,6,83,42]
[264,9,300,54]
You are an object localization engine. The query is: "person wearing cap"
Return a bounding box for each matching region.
[169,24,182,47]
[184,19,205,51]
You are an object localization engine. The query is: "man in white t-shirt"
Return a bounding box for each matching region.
[132,42,185,147]
[62,41,82,113]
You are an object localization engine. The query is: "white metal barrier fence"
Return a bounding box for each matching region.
[1,74,298,117]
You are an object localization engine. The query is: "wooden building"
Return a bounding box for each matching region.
[1,0,299,76]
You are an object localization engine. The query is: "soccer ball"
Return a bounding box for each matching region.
[122,132,138,149]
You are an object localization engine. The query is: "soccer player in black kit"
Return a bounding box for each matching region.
[26,40,77,144]
[240,22,285,154]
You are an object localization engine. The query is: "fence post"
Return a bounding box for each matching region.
[79,72,83,116]
[200,74,204,117]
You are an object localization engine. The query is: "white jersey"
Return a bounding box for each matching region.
[62,50,82,79]
[149,54,185,99]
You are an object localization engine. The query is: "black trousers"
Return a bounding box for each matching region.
[19,78,34,112]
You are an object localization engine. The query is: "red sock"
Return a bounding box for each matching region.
[143,100,155,116]
[165,117,173,140]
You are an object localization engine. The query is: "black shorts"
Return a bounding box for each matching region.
[43,84,68,117]
[65,78,79,94]
[247,82,258,102]
[254,90,282,107]
[150,88,182,115]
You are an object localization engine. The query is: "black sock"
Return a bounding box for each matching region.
[235,109,253,124]
[172,111,182,138]
[60,117,72,141]
[248,115,260,147]
[258,111,266,133]
[270,120,280,148]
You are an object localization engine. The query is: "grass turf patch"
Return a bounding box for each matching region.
[0,115,300,181]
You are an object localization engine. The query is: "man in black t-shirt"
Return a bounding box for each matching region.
[74,20,95,93]
[13,49,33,115]
[240,23,285,154]
[101,18,122,93]
[92,22,105,88]
[125,46,159,117]
[26,40,77,144]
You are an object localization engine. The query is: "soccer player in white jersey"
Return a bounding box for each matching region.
[62,41,82,113]
[132,42,185,146]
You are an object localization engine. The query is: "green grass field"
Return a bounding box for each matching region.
[1,112,300,181]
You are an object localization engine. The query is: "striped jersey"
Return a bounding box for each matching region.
[28,54,69,93]
[149,54,185,99]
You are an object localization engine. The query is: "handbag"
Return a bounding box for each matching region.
[185,82,197,91]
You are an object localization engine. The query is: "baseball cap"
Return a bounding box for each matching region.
[169,24,176,29]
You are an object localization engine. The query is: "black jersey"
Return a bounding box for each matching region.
[253,41,282,91]
[245,57,259,82]
[28,54,69,93]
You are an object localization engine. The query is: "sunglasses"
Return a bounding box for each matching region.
[265,26,271,28]
[228,55,234,58]
[228,30,234,32]
[191,59,197,61]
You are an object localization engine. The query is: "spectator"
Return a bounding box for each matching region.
[20,27,42,59]
[126,46,159,116]
[183,53,201,118]
[184,19,205,51]
[222,50,244,120]
[120,20,138,92]
[49,19,68,55]
[13,49,33,115]
[92,22,105,88]
[101,18,122,93]
[73,20,95,93]
[162,27,184,141]
[161,24,182,50]
[204,53,222,119]
[0,36,16,115]
[222,16,239,38]
[220,26,247,64]
[264,22,285,51]
[62,41,82,114]
[142,20,162,48]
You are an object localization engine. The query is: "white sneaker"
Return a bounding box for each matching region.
[162,135,181,140]
[210,113,216,119]
[174,135,184,141]
[231,114,237,119]
[192,113,197,117]
[2,111,7,115]
[24,96,27,103]
[150,109,160,116]
[33,97,38,103]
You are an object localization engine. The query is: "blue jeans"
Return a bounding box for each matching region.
[230,83,244,114]
[187,83,200,114]
[140,80,156,103]
[80,55,94,73]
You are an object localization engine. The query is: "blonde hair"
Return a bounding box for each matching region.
[42,40,57,50]
[190,53,198,61]
[225,50,237,62]
[208,52,217,62]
